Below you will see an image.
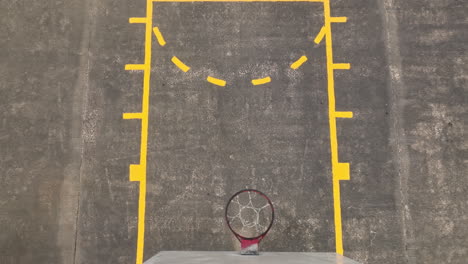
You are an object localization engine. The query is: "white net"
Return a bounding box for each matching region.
[226,190,273,238]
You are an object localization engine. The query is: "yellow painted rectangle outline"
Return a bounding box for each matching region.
[126,1,351,264]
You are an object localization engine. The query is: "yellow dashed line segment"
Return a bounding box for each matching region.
[153,27,166,46]
[171,56,190,72]
[291,55,308,69]
[314,26,326,44]
[251,76,272,85]
[207,76,226,86]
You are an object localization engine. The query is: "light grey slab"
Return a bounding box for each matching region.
[144,251,362,264]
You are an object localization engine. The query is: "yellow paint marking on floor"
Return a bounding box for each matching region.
[335,162,350,180]
[125,64,146,71]
[152,27,166,46]
[335,111,353,118]
[332,63,351,70]
[123,113,143,119]
[331,16,347,23]
[323,0,352,256]
[129,164,145,181]
[290,55,308,69]
[207,76,226,86]
[123,1,154,264]
[314,26,326,44]
[171,56,190,72]
[251,77,271,85]
[129,0,349,263]
[129,17,146,24]
[153,0,323,2]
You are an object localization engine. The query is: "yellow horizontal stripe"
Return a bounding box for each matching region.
[290,55,308,69]
[152,27,166,46]
[331,17,347,23]
[129,17,146,24]
[252,76,271,85]
[171,56,190,72]
[335,111,353,118]
[123,113,143,119]
[206,76,226,86]
[125,64,145,71]
[332,63,351,70]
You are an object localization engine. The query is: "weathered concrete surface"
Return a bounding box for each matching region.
[389,1,468,263]
[0,0,87,263]
[144,2,335,256]
[0,0,467,264]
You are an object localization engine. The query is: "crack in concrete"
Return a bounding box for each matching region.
[378,0,416,263]
[56,0,97,263]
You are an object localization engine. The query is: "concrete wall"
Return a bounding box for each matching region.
[0,0,466,264]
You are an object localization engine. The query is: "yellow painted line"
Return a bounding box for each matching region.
[171,56,190,72]
[129,17,146,24]
[152,27,166,46]
[125,64,146,71]
[290,55,308,69]
[331,16,347,23]
[323,0,352,256]
[123,1,154,264]
[123,113,143,119]
[207,76,226,87]
[332,63,351,70]
[314,26,326,44]
[335,111,353,118]
[251,76,271,85]
[153,0,323,2]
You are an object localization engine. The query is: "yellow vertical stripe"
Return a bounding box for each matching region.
[324,0,347,255]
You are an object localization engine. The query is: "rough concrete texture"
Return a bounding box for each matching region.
[0,0,466,264]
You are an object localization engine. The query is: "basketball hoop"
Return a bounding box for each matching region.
[225,189,275,255]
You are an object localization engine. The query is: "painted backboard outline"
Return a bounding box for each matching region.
[123,0,352,263]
